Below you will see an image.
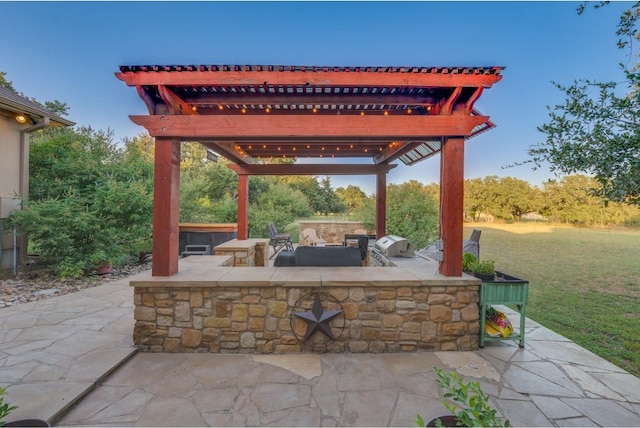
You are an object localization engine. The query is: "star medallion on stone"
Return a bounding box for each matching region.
[293,293,343,343]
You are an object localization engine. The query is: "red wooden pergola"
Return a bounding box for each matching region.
[116,64,503,277]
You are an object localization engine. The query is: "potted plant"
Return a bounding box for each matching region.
[469,259,496,282]
[415,368,510,427]
[0,387,49,427]
[1,387,17,427]
[462,252,478,273]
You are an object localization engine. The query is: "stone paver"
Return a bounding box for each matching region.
[0,274,138,423]
[2,273,640,427]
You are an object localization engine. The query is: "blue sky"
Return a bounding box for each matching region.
[0,1,633,194]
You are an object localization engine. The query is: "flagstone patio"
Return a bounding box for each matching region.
[2,269,640,427]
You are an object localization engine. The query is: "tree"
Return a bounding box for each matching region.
[386,180,439,248]
[8,127,153,277]
[43,100,70,116]
[0,71,16,91]
[316,176,346,215]
[464,178,491,222]
[524,2,640,205]
[335,185,368,214]
[249,183,313,238]
[490,177,537,221]
[280,175,345,215]
[0,70,70,116]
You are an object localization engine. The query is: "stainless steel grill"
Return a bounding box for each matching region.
[370,235,415,266]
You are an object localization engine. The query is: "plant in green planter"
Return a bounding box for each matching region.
[462,252,478,273]
[415,368,510,427]
[469,259,496,281]
[0,386,17,427]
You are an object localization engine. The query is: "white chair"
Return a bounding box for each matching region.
[301,228,327,247]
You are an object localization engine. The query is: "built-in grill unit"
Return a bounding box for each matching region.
[370,235,415,266]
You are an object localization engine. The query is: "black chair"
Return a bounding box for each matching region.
[267,222,293,259]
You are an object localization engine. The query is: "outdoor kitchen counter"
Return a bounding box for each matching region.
[130,257,483,353]
[130,259,481,288]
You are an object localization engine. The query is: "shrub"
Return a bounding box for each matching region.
[416,368,510,427]
[8,127,153,277]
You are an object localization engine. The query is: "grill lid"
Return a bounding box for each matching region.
[374,235,415,257]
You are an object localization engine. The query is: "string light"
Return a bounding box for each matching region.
[384,111,389,116]
[218,105,224,110]
[406,108,412,114]
[191,106,197,112]
[312,107,318,113]
[265,107,271,113]
[360,111,365,116]
[241,108,247,114]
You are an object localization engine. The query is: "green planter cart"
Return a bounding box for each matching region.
[479,271,529,348]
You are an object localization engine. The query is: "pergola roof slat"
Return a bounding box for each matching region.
[117,63,502,163]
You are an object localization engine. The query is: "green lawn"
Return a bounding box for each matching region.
[465,223,640,376]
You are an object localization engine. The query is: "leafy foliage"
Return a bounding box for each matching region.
[525,2,640,205]
[0,71,16,92]
[386,181,439,248]
[0,70,70,115]
[349,180,439,247]
[335,185,368,214]
[0,385,17,426]
[468,259,496,275]
[463,174,639,226]
[462,252,478,272]
[8,128,153,277]
[415,368,510,427]
[249,183,313,238]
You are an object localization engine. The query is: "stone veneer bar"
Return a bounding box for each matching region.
[130,256,481,353]
[213,238,269,267]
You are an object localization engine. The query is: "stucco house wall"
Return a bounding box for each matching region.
[0,86,74,269]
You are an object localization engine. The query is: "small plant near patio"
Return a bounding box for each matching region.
[415,367,510,427]
[468,258,496,281]
[0,386,17,427]
[469,259,496,275]
[462,252,478,272]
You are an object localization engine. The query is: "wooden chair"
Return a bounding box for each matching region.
[301,228,327,247]
[267,222,293,259]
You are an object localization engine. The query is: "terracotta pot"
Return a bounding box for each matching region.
[95,263,113,275]
[426,415,459,427]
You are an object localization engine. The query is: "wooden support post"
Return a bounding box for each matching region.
[152,138,180,276]
[376,170,387,240]
[439,137,464,276]
[237,174,249,240]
